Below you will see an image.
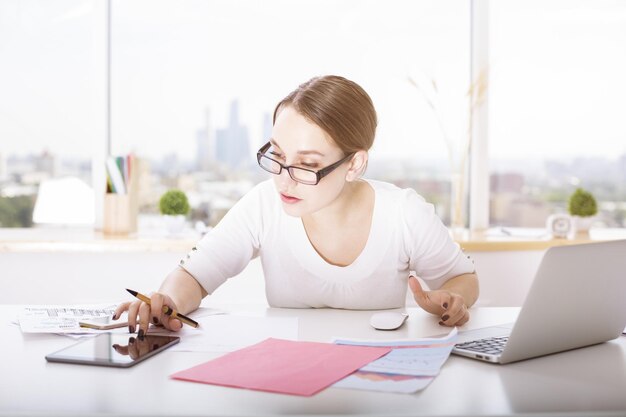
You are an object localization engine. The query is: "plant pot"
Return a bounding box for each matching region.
[164,214,186,237]
[573,215,596,234]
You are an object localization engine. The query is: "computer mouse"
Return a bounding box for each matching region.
[370,312,409,330]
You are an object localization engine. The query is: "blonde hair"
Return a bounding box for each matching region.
[273,75,377,155]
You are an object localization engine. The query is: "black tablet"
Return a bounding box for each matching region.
[45,333,180,368]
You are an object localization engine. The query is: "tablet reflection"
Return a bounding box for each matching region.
[112,334,177,360]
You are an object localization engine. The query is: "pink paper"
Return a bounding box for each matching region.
[171,337,391,396]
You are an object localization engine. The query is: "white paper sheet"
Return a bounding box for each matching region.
[150,314,299,352]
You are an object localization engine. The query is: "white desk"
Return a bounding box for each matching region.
[2,305,626,417]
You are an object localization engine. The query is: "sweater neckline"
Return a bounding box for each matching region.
[285,179,391,279]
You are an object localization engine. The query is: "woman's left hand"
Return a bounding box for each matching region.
[408,275,470,327]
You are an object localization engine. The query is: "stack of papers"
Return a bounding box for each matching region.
[171,338,391,396]
[15,305,298,351]
[18,304,122,335]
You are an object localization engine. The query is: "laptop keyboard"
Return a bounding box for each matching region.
[455,336,509,355]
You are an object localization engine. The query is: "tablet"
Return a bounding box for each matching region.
[45,333,180,368]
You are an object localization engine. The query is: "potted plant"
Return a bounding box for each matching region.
[159,189,190,236]
[568,188,598,233]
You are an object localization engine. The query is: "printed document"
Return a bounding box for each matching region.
[18,304,121,334]
[332,328,458,393]
[17,304,222,336]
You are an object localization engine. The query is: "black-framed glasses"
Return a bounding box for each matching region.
[256,141,354,185]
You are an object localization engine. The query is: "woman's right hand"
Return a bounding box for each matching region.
[113,292,183,337]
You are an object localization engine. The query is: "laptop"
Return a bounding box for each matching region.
[452,239,626,364]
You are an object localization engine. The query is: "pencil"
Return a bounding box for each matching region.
[125,288,199,328]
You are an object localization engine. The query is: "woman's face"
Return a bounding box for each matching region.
[269,105,352,218]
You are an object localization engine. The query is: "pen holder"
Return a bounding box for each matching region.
[103,193,138,235]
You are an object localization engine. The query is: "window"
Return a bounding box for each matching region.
[489,0,626,227]
[111,0,470,226]
[0,0,100,227]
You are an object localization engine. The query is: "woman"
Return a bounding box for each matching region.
[115,75,479,337]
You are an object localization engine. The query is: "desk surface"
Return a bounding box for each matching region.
[2,305,626,417]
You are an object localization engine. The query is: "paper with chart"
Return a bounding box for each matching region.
[18,304,123,334]
[332,327,458,393]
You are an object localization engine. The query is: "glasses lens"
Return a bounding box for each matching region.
[259,156,282,174]
[289,168,318,185]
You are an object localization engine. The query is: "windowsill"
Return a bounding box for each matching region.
[1,227,625,253]
[454,227,626,251]
[0,227,200,253]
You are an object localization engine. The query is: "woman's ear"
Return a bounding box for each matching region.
[345,150,368,182]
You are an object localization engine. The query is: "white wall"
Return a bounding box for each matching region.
[2,250,546,307]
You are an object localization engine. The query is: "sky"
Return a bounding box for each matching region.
[1,0,626,164]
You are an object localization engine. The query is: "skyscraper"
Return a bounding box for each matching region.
[215,100,250,170]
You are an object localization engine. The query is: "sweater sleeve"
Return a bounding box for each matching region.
[402,189,475,290]
[179,182,267,295]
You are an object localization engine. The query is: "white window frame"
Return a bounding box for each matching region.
[92,0,111,231]
[469,0,490,231]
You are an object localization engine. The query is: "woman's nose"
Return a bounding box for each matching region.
[278,168,297,188]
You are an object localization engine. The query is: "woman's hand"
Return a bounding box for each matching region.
[408,275,470,327]
[113,292,183,338]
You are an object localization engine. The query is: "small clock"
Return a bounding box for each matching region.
[546,214,574,239]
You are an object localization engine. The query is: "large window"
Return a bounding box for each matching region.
[110,0,470,226]
[0,0,99,227]
[7,1,624,232]
[489,0,626,228]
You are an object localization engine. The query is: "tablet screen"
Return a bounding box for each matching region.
[45,333,180,368]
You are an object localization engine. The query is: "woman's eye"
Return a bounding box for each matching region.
[301,162,319,169]
[269,151,284,159]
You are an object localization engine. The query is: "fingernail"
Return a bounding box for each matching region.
[439,321,445,326]
[129,337,136,344]
[153,316,159,325]
[138,329,145,340]
[112,313,117,320]
[129,325,135,333]
[443,303,448,309]
[442,315,450,321]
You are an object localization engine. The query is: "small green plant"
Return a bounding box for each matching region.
[568,188,597,217]
[159,189,190,216]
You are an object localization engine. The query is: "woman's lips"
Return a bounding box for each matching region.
[280,193,302,204]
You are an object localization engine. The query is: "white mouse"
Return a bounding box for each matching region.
[370,312,409,330]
